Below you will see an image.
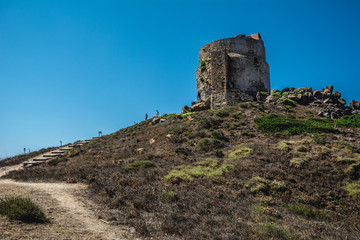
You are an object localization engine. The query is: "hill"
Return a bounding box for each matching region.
[2,87,360,239]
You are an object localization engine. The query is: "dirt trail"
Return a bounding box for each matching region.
[0,179,138,239]
[0,144,138,239]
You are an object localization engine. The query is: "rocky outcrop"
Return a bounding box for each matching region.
[266,86,360,119]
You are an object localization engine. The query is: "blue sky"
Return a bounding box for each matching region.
[1,0,359,158]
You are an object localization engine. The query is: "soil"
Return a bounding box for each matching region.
[0,180,139,239]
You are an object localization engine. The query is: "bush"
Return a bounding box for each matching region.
[125,160,154,170]
[288,204,328,221]
[280,98,297,107]
[174,146,192,155]
[246,177,269,193]
[196,138,224,152]
[216,108,230,118]
[161,113,180,120]
[213,149,224,157]
[0,197,49,223]
[227,146,253,159]
[197,117,211,130]
[312,134,329,145]
[162,191,179,202]
[339,141,358,153]
[289,156,310,168]
[255,114,336,135]
[164,160,233,182]
[256,223,288,239]
[344,181,360,199]
[210,129,227,141]
[166,126,186,134]
[270,180,287,192]
[337,114,360,127]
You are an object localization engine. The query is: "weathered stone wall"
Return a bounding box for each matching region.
[196,33,270,108]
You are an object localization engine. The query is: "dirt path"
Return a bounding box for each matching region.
[0,180,138,240]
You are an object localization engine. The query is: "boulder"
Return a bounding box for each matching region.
[287,93,297,100]
[182,105,190,114]
[323,88,332,98]
[313,90,323,99]
[338,98,346,106]
[331,91,341,100]
[152,117,160,125]
[191,102,209,111]
[281,87,290,94]
[349,100,360,110]
[290,87,295,92]
[271,89,280,95]
[265,95,276,103]
[325,85,334,93]
[296,92,313,105]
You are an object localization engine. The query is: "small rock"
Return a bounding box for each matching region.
[349,100,360,110]
[325,85,334,93]
[181,105,190,114]
[332,91,341,100]
[281,87,290,93]
[190,102,209,111]
[338,98,346,105]
[152,117,160,124]
[313,90,323,99]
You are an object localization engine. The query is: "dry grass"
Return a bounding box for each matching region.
[4,104,360,239]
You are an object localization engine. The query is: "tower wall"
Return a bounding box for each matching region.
[196,33,270,108]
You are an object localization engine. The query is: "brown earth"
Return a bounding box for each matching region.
[2,101,360,239]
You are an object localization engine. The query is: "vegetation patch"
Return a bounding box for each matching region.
[166,125,186,134]
[164,159,233,182]
[174,146,192,155]
[277,140,295,151]
[216,108,231,117]
[270,180,287,192]
[162,191,179,202]
[196,138,224,152]
[312,134,329,145]
[339,141,358,153]
[256,222,288,239]
[255,114,337,135]
[213,149,224,157]
[124,160,154,170]
[200,58,211,72]
[288,204,328,221]
[210,129,227,141]
[246,176,269,193]
[280,98,297,107]
[289,156,310,168]
[161,113,180,120]
[197,117,211,130]
[345,181,360,199]
[0,197,49,223]
[227,146,253,159]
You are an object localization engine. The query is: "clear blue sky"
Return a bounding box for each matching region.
[1,0,359,158]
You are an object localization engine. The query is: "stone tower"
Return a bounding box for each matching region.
[196,33,270,108]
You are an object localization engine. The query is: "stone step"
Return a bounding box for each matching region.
[33,157,51,161]
[43,154,60,158]
[51,151,65,154]
[60,147,73,151]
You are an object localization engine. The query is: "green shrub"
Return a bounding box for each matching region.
[197,117,211,130]
[162,191,179,202]
[213,149,224,157]
[270,180,287,192]
[161,113,180,120]
[227,146,253,159]
[277,140,295,151]
[221,122,230,129]
[288,204,328,221]
[260,92,269,97]
[256,222,288,239]
[216,108,230,118]
[282,105,294,112]
[166,126,186,134]
[174,146,192,155]
[181,112,196,119]
[271,91,282,99]
[196,138,224,152]
[255,114,336,135]
[231,112,243,119]
[289,156,310,168]
[345,181,360,199]
[280,98,297,107]
[210,129,227,141]
[164,160,233,181]
[282,92,289,97]
[242,131,255,137]
[125,160,154,170]
[337,114,360,127]
[339,141,358,153]
[0,197,49,223]
[246,176,269,193]
[312,134,329,145]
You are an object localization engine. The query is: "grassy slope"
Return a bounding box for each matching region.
[5,102,360,239]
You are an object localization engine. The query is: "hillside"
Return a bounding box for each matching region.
[2,87,360,239]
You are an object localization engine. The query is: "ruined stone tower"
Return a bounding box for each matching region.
[196,33,270,108]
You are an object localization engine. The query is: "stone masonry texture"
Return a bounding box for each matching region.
[196,33,270,108]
